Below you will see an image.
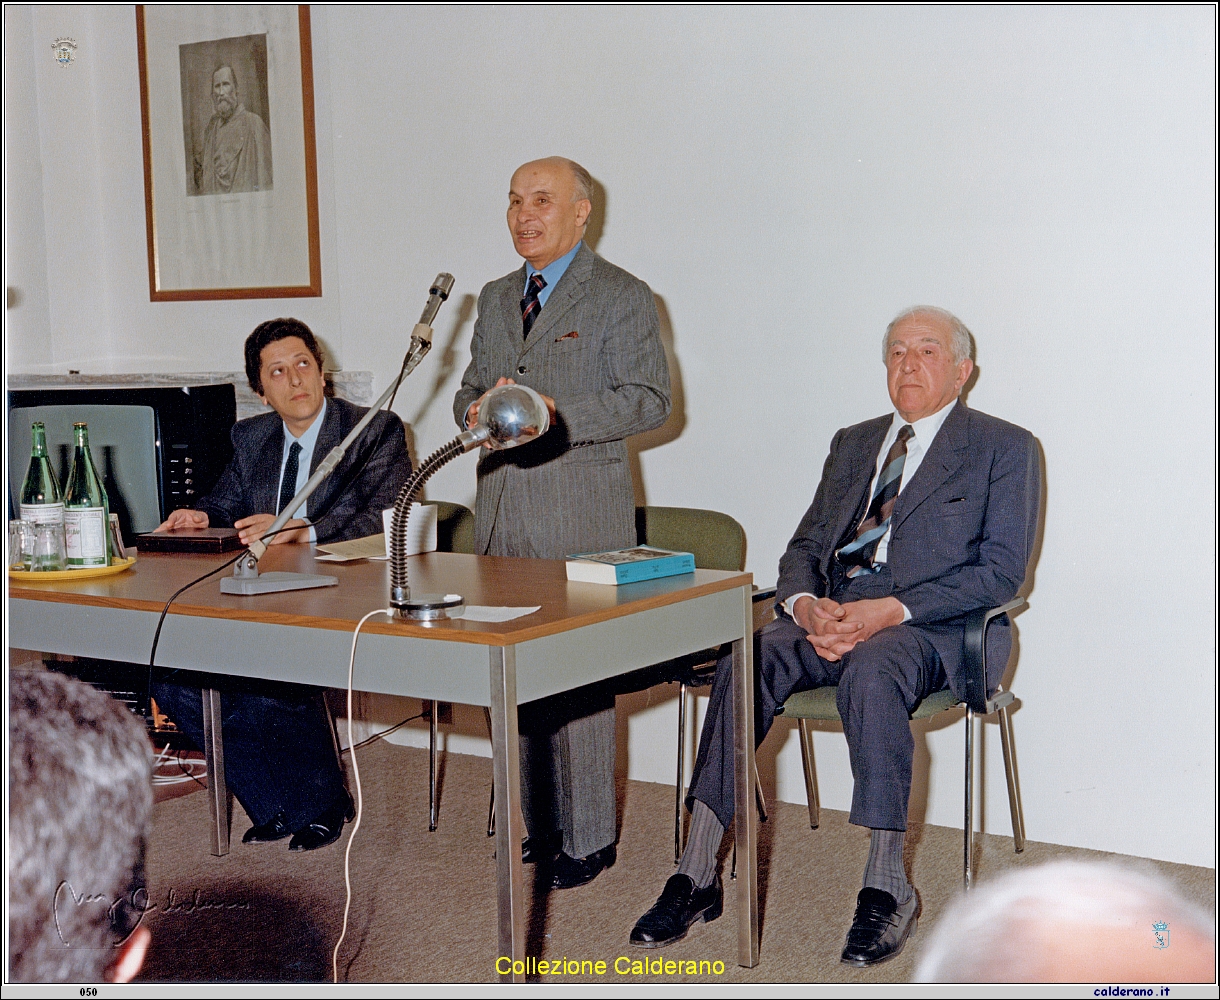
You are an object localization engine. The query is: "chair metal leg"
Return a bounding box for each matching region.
[963,708,975,890]
[429,700,439,831]
[997,700,1026,853]
[797,718,820,829]
[727,760,766,878]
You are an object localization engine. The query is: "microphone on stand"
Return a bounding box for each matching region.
[221,273,457,596]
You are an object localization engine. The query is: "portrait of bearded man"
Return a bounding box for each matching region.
[192,62,273,195]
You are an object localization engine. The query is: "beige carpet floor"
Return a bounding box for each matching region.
[136,741,1215,983]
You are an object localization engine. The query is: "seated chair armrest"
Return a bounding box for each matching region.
[960,597,1026,713]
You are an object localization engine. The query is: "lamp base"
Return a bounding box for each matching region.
[394,593,465,621]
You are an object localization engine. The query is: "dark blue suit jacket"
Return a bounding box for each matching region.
[196,396,409,543]
[776,401,1040,698]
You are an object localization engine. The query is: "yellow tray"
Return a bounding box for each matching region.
[8,555,137,581]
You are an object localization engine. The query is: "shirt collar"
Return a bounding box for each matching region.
[525,240,582,290]
[283,397,327,451]
[892,397,957,448]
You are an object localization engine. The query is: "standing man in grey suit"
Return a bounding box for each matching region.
[631,307,1039,965]
[455,157,671,889]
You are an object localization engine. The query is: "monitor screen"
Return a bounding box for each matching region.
[9,404,161,536]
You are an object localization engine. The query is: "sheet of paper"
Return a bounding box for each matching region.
[315,503,438,562]
[453,605,541,623]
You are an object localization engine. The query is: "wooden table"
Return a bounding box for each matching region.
[9,547,760,975]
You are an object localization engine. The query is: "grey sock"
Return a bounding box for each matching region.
[863,828,913,904]
[676,800,724,889]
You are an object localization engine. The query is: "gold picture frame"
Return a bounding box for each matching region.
[136,5,321,300]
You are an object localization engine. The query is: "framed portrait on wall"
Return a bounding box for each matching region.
[136,5,321,300]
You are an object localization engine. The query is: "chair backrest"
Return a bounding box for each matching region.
[635,506,745,571]
[422,500,475,554]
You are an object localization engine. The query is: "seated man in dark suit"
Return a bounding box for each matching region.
[631,306,1039,965]
[153,317,409,851]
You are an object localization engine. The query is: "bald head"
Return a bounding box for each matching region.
[507,157,593,269]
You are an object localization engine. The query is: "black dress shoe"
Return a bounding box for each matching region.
[242,811,293,844]
[630,874,723,948]
[522,830,562,864]
[288,792,356,852]
[840,887,919,967]
[548,845,616,890]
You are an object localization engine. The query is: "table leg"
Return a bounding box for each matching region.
[201,687,230,857]
[732,585,759,967]
[488,646,526,982]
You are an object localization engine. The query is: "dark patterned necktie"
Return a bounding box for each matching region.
[521,272,546,338]
[278,441,301,515]
[836,424,914,577]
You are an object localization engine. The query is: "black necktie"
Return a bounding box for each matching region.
[278,441,301,515]
[835,424,914,576]
[521,272,546,338]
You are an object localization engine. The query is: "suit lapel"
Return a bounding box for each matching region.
[892,402,969,531]
[821,417,890,582]
[254,419,285,515]
[520,244,592,355]
[305,400,338,512]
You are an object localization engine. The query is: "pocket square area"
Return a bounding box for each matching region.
[556,330,580,341]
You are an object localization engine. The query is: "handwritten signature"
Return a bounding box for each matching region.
[53,882,251,947]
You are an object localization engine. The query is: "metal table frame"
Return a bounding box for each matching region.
[10,567,760,977]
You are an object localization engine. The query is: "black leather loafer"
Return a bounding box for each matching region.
[522,830,563,865]
[548,845,616,890]
[288,791,356,852]
[630,874,723,948]
[242,810,293,844]
[840,887,919,967]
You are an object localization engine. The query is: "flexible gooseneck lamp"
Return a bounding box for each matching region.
[389,383,550,620]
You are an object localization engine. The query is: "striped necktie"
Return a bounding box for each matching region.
[278,441,302,515]
[521,272,546,338]
[835,424,914,577]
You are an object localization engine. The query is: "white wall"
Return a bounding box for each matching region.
[5,6,1215,867]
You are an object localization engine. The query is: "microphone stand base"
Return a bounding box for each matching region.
[394,593,465,621]
[220,571,339,595]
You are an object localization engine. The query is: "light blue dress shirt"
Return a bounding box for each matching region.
[524,240,582,308]
[276,397,326,542]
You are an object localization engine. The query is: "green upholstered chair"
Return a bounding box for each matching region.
[419,500,475,830]
[776,597,1028,888]
[632,506,773,862]
[482,505,770,849]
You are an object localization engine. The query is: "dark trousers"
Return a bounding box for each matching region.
[687,571,948,832]
[151,670,347,832]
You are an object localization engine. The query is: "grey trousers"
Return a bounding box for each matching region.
[488,513,618,859]
[687,574,948,833]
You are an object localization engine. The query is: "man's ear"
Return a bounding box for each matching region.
[109,925,150,983]
[575,198,592,229]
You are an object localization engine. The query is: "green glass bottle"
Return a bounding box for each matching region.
[63,422,111,568]
[19,422,65,568]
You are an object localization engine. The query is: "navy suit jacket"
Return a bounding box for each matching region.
[776,401,1040,698]
[196,396,409,543]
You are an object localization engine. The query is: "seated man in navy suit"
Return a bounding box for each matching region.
[631,306,1039,965]
[153,317,409,851]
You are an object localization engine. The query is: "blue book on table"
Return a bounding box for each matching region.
[565,545,696,585]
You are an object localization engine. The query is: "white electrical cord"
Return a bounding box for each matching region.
[332,606,393,984]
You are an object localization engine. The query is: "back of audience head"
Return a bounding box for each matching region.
[9,670,153,983]
[915,859,1215,982]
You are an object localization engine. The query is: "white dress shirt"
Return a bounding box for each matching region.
[783,399,959,622]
